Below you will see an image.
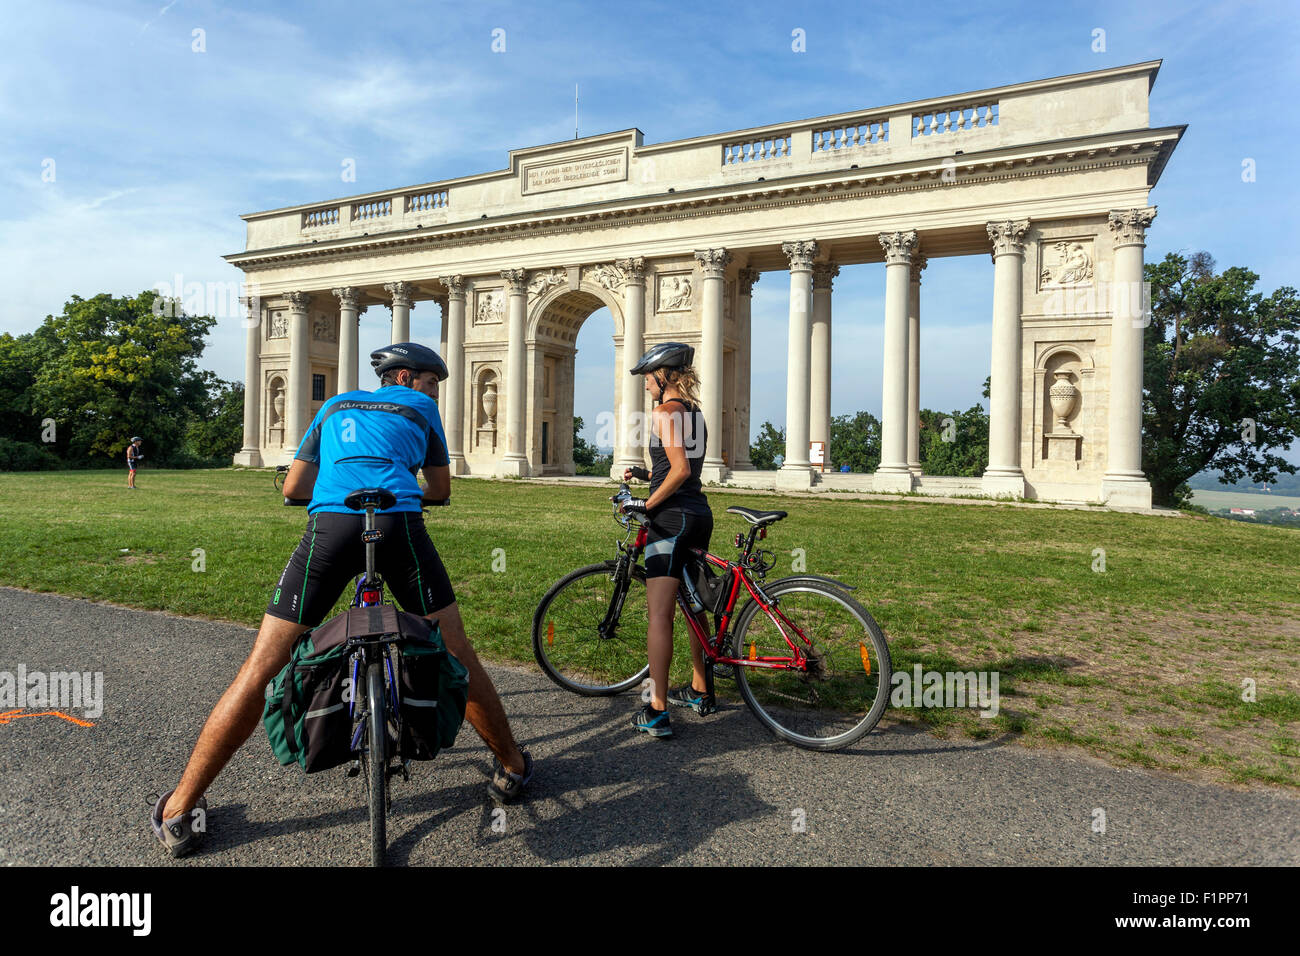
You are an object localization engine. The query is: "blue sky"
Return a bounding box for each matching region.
[2,0,1296,461]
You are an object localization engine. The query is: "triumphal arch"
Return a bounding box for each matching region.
[229,60,1183,508]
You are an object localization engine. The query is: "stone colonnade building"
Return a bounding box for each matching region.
[229,60,1183,509]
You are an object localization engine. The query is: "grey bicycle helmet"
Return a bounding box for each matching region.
[630,342,694,375]
[370,342,449,381]
[130,436,143,443]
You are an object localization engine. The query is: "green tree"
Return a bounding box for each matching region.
[29,292,216,466]
[828,411,880,472]
[749,421,785,470]
[1143,252,1300,506]
[572,416,611,475]
[184,380,245,463]
[919,405,989,476]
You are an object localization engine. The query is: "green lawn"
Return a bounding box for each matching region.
[2,467,1298,788]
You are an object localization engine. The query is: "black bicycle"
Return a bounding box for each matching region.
[273,465,288,492]
[285,488,450,866]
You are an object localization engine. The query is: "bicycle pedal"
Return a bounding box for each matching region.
[346,761,360,778]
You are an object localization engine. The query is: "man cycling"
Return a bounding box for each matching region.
[151,342,533,857]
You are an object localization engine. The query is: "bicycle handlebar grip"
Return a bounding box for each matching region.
[421,498,451,507]
[284,497,310,506]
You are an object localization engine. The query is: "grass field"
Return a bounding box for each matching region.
[2,467,1298,788]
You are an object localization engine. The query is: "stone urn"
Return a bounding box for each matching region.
[482,380,498,428]
[271,390,285,425]
[1048,371,1079,432]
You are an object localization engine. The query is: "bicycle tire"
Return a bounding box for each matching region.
[732,578,891,751]
[532,561,651,696]
[273,470,285,492]
[365,660,387,866]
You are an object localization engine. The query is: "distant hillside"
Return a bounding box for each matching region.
[1189,470,1300,495]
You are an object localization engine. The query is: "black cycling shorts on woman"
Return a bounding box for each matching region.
[642,398,712,579]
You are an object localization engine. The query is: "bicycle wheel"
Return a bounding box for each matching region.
[273,469,285,492]
[532,561,651,696]
[732,578,891,751]
[364,660,388,866]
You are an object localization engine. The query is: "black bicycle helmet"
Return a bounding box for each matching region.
[630,341,694,375]
[370,342,449,381]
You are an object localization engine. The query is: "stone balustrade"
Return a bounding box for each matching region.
[722,133,792,164]
[406,189,449,212]
[352,198,392,221]
[813,117,889,151]
[302,207,339,229]
[912,102,999,137]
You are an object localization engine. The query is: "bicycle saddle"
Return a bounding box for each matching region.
[725,506,788,526]
[344,488,397,512]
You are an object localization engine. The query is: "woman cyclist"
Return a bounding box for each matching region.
[618,342,714,738]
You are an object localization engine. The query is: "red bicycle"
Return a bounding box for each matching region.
[531,485,892,750]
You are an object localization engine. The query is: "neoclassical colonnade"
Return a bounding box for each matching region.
[238,205,1155,503]
[230,60,1180,508]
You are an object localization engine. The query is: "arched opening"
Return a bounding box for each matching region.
[531,287,622,475]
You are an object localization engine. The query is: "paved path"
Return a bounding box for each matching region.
[1,588,1295,866]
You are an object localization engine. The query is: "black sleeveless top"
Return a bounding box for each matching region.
[648,399,709,514]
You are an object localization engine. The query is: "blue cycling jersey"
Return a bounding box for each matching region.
[294,385,449,514]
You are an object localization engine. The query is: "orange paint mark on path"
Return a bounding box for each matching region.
[0,709,95,728]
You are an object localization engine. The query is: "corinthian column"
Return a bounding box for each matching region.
[778,240,817,489]
[875,231,918,493]
[810,261,838,463]
[234,297,263,466]
[982,220,1029,498]
[439,275,468,474]
[285,291,312,454]
[734,268,759,470]
[385,281,414,343]
[907,256,927,476]
[694,248,730,482]
[615,257,647,474]
[498,269,530,477]
[1102,207,1157,509]
[333,287,362,393]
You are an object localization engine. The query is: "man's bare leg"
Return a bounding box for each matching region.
[429,601,526,775]
[162,614,307,820]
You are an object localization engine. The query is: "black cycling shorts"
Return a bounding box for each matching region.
[643,507,713,579]
[267,511,456,627]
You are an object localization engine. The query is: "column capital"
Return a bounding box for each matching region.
[878,231,919,266]
[439,274,467,301]
[332,287,362,310]
[384,281,415,308]
[738,267,761,296]
[812,262,840,291]
[986,220,1030,258]
[909,255,928,284]
[500,268,529,294]
[285,291,311,310]
[781,240,819,272]
[1108,207,1157,247]
[693,248,732,278]
[614,256,647,285]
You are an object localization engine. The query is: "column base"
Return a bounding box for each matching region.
[873,469,916,494]
[449,454,468,476]
[907,462,922,477]
[980,473,1026,498]
[233,448,263,467]
[496,457,530,478]
[700,462,730,484]
[1101,477,1153,510]
[776,465,814,491]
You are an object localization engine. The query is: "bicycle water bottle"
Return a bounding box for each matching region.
[682,573,706,613]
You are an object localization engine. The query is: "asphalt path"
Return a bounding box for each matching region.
[1,588,1296,867]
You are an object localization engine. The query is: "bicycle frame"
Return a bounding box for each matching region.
[611,513,829,675]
